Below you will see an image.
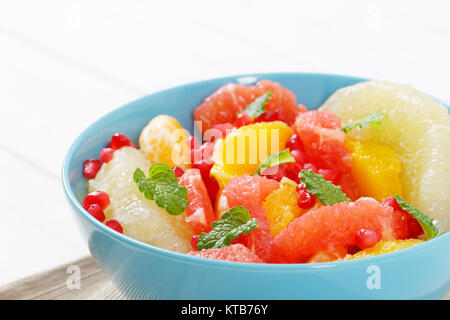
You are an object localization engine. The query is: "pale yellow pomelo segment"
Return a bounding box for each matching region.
[345,137,402,202]
[139,115,191,170]
[210,121,293,187]
[322,80,450,230]
[345,239,424,260]
[88,147,194,253]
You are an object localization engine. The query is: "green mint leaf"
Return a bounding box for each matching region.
[242,91,273,120]
[342,111,386,133]
[393,195,444,240]
[299,169,350,205]
[196,206,258,250]
[256,148,295,175]
[133,164,189,215]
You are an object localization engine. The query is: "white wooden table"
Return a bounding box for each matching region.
[1,0,449,294]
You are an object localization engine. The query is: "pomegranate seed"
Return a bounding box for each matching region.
[130,143,137,148]
[82,190,110,210]
[355,229,379,249]
[381,196,403,211]
[83,159,102,179]
[212,123,234,139]
[110,133,132,150]
[303,163,318,173]
[285,134,304,152]
[297,186,316,209]
[290,149,308,166]
[99,148,114,163]
[254,110,288,123]
[173,166,185,178]
[318,169,339,185]
[191,235,199,250]
[106,219,123,233]
[234,113,253,128]
[87,204,105,222]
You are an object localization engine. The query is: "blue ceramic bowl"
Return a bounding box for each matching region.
[62,73,450,299]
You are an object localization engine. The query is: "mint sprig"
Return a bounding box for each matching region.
[196,206,258,250]
[133,164,189,215]
[299,169,350,205]
[342,111,386,133]
[256,148,295,175]
[242,91,273,120]
[393,195,444,239]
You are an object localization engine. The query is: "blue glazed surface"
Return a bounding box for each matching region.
[62,73,450,299]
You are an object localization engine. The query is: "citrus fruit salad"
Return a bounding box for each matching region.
[81,79,449,264]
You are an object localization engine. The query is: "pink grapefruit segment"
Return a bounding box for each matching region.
[188,243,263,263]
[222,175,279,261]
[194,80,300,132]
[271,198,411,263]
[178,168,216,234]
[293,108,360,200]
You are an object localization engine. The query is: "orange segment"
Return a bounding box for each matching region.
[139,115,191,169]
[211,121,293,187]
[263,178,302,237]
[345,239,424,260]
[345,137,402,201]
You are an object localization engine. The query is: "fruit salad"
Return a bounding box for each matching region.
[81,80,449,264]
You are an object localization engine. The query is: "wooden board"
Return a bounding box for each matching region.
[0,256,448,300]
[0,256,124,300]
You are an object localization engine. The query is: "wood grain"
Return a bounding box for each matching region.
[0,256,124,300]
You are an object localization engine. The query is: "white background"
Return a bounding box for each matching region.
[0,0,449,286]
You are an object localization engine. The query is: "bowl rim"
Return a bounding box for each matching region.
[62,71,449,271]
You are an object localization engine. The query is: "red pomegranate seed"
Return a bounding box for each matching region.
[234,113,253,128]
[99,148,114,163]
[106,219,123,233]
[254,110,288,123]
[82,190,110,210]
[87,204,106,222]
[297,185,316,209]
[191,235,199,250]
[355,229,379,249]
[130,143,137,148]
[285,134,304,152]
[290,149,308,166]
[110,133,132,150]
[83,159,102,179]
[212,123,234,139]
[173,166,185,178]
